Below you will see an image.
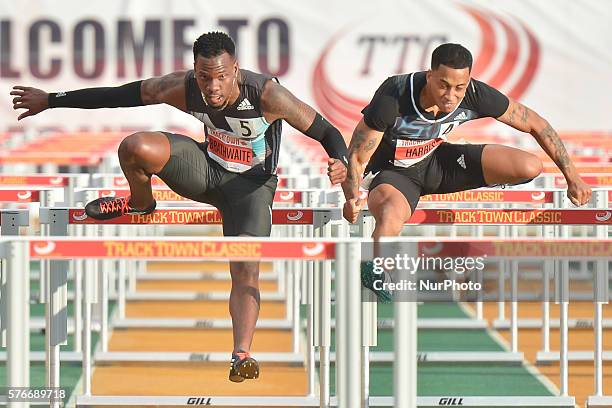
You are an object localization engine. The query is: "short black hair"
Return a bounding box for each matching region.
[193,31,236,60]
[431,43,473,71]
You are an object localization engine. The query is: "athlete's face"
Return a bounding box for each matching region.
[426,65,470,113]
[194,52,239,109]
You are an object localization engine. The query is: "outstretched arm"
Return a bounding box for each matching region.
[260,80,349,185]
[497,99,592,206]
[11,71,188,121]
[341,118,384,222]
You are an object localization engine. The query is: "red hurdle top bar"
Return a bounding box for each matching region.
[417,239,611,258]
[97,188,556,204]
[95,188,612,204]
[25,238,611,260]
[65,208,612,226]
[0,190,41,202]
[418,190,554,204]
[0,175,70,186]
[0,152,103,165]
[93,188,304,204]
[554,174,612,187]
[29,239,335,260]
[542,165,612,174]
[111,175,302,189]
[69,208,315,225]
[407,209,612,225]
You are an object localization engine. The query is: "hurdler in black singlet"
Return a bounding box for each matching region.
[185,68,282,175]
[361,72,510,212]
[362,72,509,173]
[157,69,282,236]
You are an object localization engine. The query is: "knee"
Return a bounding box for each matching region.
[118,132,155,162]
[520,154,543,180]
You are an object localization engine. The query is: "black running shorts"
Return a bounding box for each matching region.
[368,142,488,212]
[157,132,277,237]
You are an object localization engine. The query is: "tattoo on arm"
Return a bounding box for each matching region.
[156,75,178,94]
[520,104,529,125]
[540,124,570,168]
[343,128,376,199]
[364,139,377,151]
[349,129,368,151]
[141,72,184,105]
[507,106,516,125]
[261,81,315,129]
[505,102,530,129]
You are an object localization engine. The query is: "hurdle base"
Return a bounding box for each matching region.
[136,271,278,281]
[113,317,488,330]
[328,351,524,364]
[494,318,612,330]
[114,318,292,330]
[587,396,612,407]
[126,291,283,301]
[0,351,82,362]
[375,396,575,407]
[366,318,488,330]
[94,351,304,364]
[536,350,612,363]
[74,395,575,407]
[76,395,322,406]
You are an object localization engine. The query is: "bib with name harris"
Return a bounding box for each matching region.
[362,72,509,172]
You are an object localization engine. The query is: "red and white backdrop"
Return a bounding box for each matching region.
[1,0,610,135]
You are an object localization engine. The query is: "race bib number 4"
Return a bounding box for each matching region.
[394,138,443,167]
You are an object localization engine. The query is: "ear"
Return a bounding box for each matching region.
[426,69,432,82]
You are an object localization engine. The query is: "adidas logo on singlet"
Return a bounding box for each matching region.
[457,154,466,169]
[454,111,468,121]
[237,98,255,111]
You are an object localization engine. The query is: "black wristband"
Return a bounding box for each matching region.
[48,80,143,109]
[304,113,349,165]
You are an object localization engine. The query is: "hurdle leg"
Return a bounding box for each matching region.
[594,279,604,397]
[82,258,97,396]
[47,258,69,408]
[362,298,377,408]
[319,256,332,407]
[43,208,69,407]
[118,259,126,319]
[314,219,336,408]
[558,192,571,396]
[476,268,483,320]
[497,225,509,322]
[335,241,362,408]
[357,213,376,407]
[395,243,417,408]
[73,259,83,352]
[6,241,30,408]
[99,259,109,352]
[541,219,555,353]
[82,225,99,396]
[559,259,570,396]
[292,256,301,354]
[511,260,519,352]
[541,261,551,353]
[593,189,609,398]
[305,225,316,397]
[498,261,506,321]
